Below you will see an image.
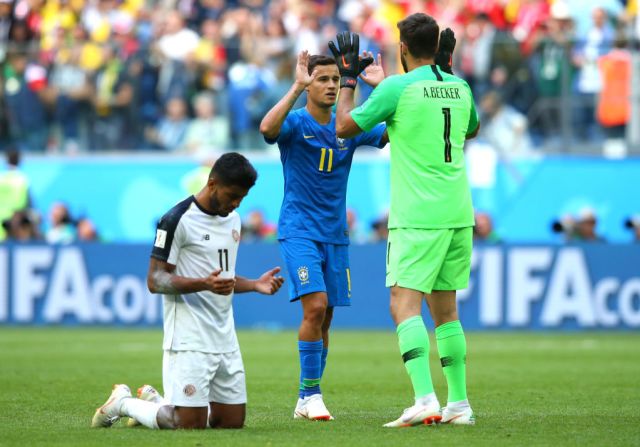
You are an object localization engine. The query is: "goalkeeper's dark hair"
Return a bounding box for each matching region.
[210,152,258,189]
[397,13,439,59]
[308,55,337,75]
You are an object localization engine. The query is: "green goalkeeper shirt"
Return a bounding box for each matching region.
[351,64,478,230]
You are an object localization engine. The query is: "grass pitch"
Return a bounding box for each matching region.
[0,328,638,446]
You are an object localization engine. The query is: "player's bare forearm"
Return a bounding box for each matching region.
[335,88,362,138]
[235,268,284,295]
[259,82,306,140]
[147,257,206,295]
[234,276,257,293]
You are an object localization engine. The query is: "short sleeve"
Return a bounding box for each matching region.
[354,123,386,148]
[150,198,192,264]
[264,112,298,145]
[351,76,402,132]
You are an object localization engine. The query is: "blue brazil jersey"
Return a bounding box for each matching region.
[266,108,386,245]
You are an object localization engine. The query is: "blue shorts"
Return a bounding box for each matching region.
[279,238,351,307]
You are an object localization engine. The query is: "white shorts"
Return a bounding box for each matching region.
[162,349,247,407]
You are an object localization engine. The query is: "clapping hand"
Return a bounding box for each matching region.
[295,50,317,87]
[359,51,385,87]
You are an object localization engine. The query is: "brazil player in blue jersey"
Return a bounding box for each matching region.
[260,50,388,420]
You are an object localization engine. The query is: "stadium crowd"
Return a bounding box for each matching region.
[0,0,639,153]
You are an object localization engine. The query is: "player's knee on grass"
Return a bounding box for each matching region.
[209,403,245,429]
[157,406,209,429]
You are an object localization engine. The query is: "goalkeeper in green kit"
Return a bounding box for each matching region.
[330,13,479,427]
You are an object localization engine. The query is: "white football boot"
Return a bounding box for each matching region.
[383,400,442,428]
[441,406,475,425]
[126,384,163,427]
[293,394,334,421]
[91,384,132,428]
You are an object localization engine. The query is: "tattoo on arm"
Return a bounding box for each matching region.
[152,269,179,294]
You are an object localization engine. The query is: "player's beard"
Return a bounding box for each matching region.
[400,52,408,73]
[209,193,229,217]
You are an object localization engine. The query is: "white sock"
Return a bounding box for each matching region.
[120,398,161,429]
[446,399,470,411]
[415,392,439,407]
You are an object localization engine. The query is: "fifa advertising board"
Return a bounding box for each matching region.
[0,243,638,329]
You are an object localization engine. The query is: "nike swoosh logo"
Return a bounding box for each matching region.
[341,55,350,68]
[303,135,315,139]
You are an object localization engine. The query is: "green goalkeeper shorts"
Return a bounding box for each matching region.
[385,227,473,293]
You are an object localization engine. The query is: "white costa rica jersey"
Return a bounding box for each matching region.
[151,196,242,353]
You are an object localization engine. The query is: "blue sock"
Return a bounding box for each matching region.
[298,340,323,398]
[320,347,328,378]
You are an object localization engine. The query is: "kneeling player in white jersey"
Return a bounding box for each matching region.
[91,152,284,429]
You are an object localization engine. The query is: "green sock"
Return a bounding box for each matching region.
[435,320,467,403]
[397,316,434,399]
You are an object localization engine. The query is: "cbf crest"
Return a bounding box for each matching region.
[336,137,347,150]
[297,266,310,285]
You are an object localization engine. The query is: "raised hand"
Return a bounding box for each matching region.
[435,28,456,75]
[254,266,285,295]
[329,31,368,89]
[359,51,385,87]
[204,269,236,295]
[295,50,317,87]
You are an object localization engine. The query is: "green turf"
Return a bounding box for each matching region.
[0,328,639,446]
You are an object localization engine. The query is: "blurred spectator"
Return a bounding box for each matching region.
[458,13,500,99]
[473,212,501,243]
[156,11,199,62]
[2,50,49,151]
[46,202,76,244]
[49,46,92,152]
[624,215,640,242]
[182,92,229,155]
[529,2,574,142]
[154,12,198,106]
[596,31,631,139]
[146,97,189,151]
[552,208,606,242]
[0,149,31,241]
[90,44,134,150]
[227,59,275,150]
[0,0,636,154]
[573,208,606,242]
[242,209,276,242]
[479,91,533,156]
[571,7,614,142]
[0,0,12,47]
[512,0,550,54]
[2,209,41,242]
[370,212,389,242]
[76,217,100,241]
[194,18,228,93]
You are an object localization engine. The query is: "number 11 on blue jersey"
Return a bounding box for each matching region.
[319,148,333,172]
